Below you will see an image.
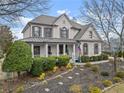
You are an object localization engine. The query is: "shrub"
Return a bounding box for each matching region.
[90,56,98,61]
[16,85,24,93]
[42,57,56,71]
[30,57,56,76]
[56,56,70,67]
[39,73,46,80]
[30,57,44,76]
[2,41,32,77]
[101,71,109,76]
[81,56,90,62]
[91,65,99,73]
[89,86,102,93]
[53,66,58,72]
[102,80,112,87]
[101,54,108,60]
[69,84,82,93]
[66,63,73,69]
[113,77,122,83]
[84,62,92,68]
[115,71,124,78]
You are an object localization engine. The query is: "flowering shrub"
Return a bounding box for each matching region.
[69,84,82,93]
[113,77,122,83]
[89,86,102,93]
[39,73,46,80]
[102,80,112,87]
[66,63,73,69]
[53,66,58,72]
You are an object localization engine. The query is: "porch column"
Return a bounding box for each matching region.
[45,43,48,57]
[42,27,44,37]
[63,44,66,55]
[73,44,76,58]
[57,44,59,56]
[40,45,42,57]
[31,43,34,58]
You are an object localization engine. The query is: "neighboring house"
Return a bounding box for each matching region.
[21,14,102,59]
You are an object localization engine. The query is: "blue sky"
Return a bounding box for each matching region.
[12,0,83,39]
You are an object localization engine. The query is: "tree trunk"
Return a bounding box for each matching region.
[113,55,117,73]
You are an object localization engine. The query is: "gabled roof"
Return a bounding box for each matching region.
[74,23,92,40]
[22,14,83,33]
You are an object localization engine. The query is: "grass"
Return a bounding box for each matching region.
[104,83,124,93]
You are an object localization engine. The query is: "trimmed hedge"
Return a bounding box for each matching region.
[30,56,70,76]
[56,56,70,67]
[81,54,108,63]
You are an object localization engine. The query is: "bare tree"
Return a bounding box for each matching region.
[80,0,124,53]
[0,25,13,54]
[0,0,50,24]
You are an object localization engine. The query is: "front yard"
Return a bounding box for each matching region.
[22,61,124,93]
[1,57,124,93]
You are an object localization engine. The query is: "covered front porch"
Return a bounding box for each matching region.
[31,42,78,58]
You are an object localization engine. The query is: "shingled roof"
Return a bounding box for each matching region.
[21,37,76,43]
[22,14,95,40]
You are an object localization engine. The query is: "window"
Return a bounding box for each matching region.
[48,45,52,55]
[59,44,63,54]
[94,44,99,54]
[32,26,41,37]
[44,28,52,38]
[83,43,88,55]
[34,46,40,56]
[89,31,93,38]
[60,27,68,38]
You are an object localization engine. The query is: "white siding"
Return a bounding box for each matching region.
[81,27,100,41]
[23,27,31,38]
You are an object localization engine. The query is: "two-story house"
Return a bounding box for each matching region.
[21,14,102,59]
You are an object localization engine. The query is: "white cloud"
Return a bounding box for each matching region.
[57,9,72,19]
[19,17,32,25]
[11,27,23,40]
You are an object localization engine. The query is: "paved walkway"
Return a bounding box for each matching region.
[75,60,109,65]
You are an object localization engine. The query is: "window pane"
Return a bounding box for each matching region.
[34,46,40,56]
[44,28,52,37]
[60,27,68,38]
[32,26,41,37]
[94,44,99,54]
[83,43,88,55]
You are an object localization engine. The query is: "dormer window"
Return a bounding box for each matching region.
[32,26,41,37]
[89,31,93,38]
[60,27,68,38]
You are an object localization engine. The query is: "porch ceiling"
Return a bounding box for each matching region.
[21,37,76,43]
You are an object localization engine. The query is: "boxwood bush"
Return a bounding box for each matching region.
[102,80,112,87]
[56,56,70,67]
[30,56,69,76]
[115,71,124,78]
[81,54,108,63]
[30,57,45,76]
[30,57,56,76]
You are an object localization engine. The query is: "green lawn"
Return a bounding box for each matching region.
[104,83,124,93]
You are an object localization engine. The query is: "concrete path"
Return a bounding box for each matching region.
[75,60,109,65]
